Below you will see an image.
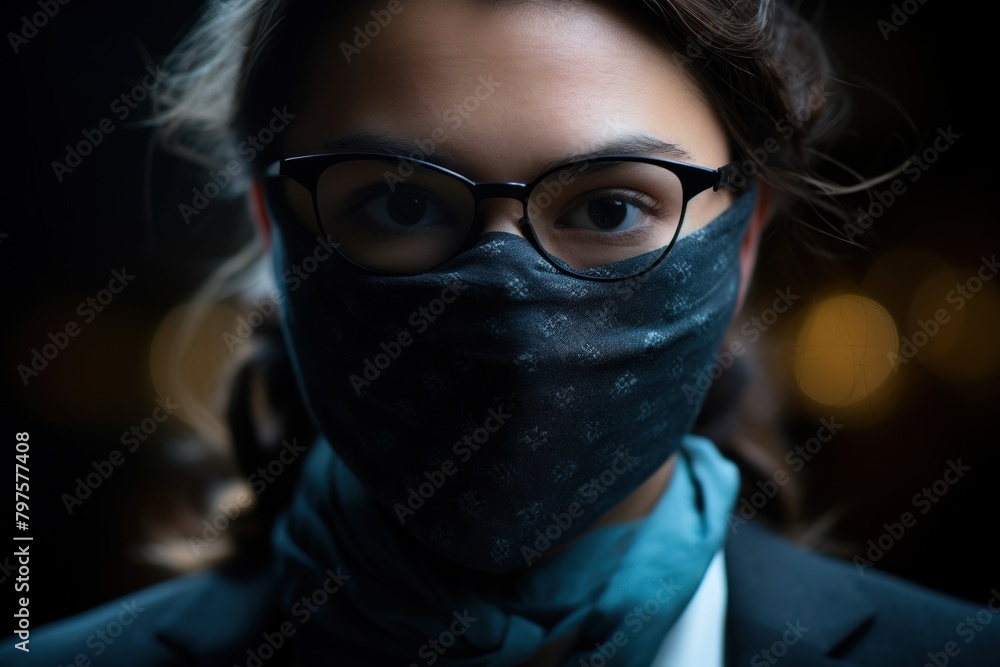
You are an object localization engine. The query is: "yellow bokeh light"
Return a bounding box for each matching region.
[906,270,1000,383]
[793,294,898,407]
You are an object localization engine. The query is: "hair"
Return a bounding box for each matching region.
[154,0,863,220]
[146,0,872,569]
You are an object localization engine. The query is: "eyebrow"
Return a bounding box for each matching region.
[536,135,693,174]
[320,131,694,180]
[322,132,461,169]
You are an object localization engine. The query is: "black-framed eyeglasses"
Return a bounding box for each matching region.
[265,153,734,281]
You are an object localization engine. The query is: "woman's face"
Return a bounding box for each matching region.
[269,0,756,547]
[281,0,735,241]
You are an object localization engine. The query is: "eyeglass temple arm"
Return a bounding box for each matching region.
[713,163,737,192]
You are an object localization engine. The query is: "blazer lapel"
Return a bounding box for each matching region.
[724,523,874,667]
[151,556,285,665]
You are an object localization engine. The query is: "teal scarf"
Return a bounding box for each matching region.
[271,434,738,665]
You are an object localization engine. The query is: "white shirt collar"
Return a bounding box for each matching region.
[649,549,728,667]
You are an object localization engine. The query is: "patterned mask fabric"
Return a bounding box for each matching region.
[269,187,757,573]
[268,188,755,664]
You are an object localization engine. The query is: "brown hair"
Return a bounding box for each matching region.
[155,0,860,224]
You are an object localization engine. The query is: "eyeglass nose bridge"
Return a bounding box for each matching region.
[465,180,535,232]
[468,181,532,205]
[458,180,546,253]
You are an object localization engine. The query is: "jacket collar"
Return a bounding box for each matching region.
[151,556,284,665]
[724,522,875,667]
[155,523,878,665]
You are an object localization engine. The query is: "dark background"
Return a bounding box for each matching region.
[2,0,998,631]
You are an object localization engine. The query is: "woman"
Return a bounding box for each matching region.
[6,1,998,665]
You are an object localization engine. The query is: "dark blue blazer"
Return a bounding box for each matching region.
[4,522,999,666]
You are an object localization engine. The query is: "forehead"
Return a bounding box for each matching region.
[283,1,730,181]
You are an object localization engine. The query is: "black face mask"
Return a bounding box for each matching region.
[270,188,756,572]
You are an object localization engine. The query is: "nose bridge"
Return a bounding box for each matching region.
[472,181,530,204]
[472,182,530,236]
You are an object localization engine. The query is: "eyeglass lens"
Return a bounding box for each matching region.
[313,158,685,276]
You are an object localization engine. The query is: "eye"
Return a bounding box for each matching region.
[555,189,662,233]
[379,189,428,225]
[343,185,458,234]
[587,199,630,230]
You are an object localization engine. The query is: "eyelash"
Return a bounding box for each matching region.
[553,189,666,222]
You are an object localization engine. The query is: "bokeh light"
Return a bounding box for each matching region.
[793,294,898,408]
[906,267,1000,383]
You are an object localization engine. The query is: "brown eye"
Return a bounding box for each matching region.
[386,191,428,226]
[587,199,629,229]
